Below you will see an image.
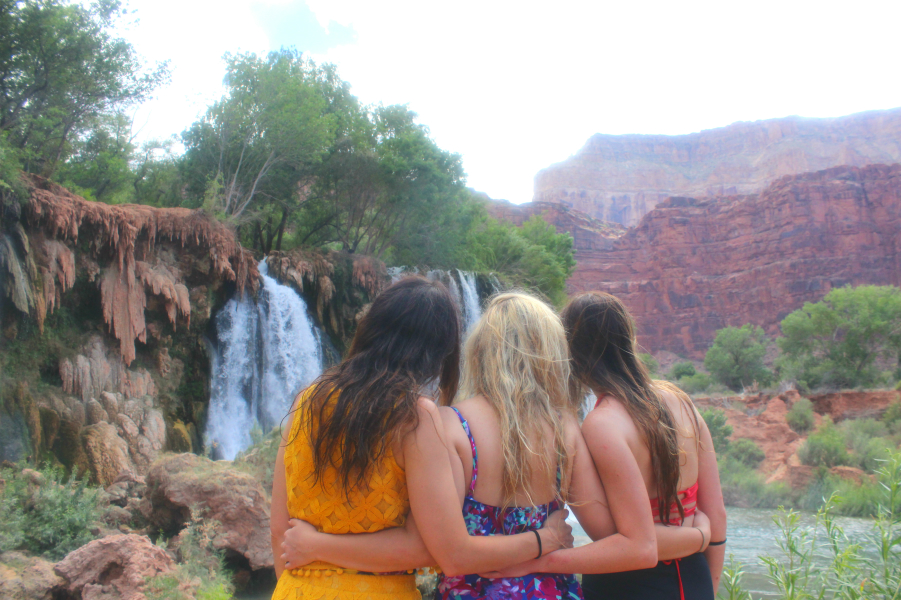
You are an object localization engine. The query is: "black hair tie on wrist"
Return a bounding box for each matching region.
[533,530,543,558]
[708,539,727,546]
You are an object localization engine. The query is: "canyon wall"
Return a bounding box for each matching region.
[570,164,901,357]
[485,199,625,252]
[535,108,901,226]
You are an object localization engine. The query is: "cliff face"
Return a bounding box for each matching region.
[485,199,626,252]
[573,164,901,357]
[535,108,901,226]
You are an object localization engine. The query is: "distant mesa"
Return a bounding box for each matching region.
[534,108,901,226]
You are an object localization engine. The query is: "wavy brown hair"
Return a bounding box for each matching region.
[300,276,461,493]
[561,291,684,525]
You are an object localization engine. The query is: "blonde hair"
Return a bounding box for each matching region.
[460,292,576,508]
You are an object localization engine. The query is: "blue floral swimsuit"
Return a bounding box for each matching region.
[436,408,584,600]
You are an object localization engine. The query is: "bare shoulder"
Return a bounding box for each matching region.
[585,395,633,430]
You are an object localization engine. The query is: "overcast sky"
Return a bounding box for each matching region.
[122,0,901,203]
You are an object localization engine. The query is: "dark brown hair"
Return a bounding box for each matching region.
[301,276,461,493]
[560,292,683,525]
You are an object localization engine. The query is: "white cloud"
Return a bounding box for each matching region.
[126,0,901,203]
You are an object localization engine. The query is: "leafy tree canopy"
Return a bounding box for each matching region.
[704,324,773,391]
[0,0,168,177]
[777,285,901,390]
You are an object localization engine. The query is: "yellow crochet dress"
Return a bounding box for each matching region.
[272,389,419,600]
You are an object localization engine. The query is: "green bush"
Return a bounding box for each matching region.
[638,353,659,376]
[700,408,732,453]
[669,361,696,380]
[799,419,849,468]
[0,465,102,559]
[883,401,901,427]
[675,372,713,394]
[841,418,891,472]
[785,397,815,433]
[145,513,233,600]
[728,438,765,468]
[704,324,773,391]
[718,455,790,509]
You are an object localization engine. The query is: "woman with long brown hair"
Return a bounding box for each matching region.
[559,291,727,599]
[276,291,713,599]
[270,278,573,600]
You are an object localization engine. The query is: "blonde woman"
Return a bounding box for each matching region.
[280,292,709,599]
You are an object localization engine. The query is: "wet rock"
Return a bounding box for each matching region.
[0,551,63,600]
[81,422,136,487]
[145,453,272,569]
[55,534,174,600]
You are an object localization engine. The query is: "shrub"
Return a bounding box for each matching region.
[704,324,773,391]
[883,401,901,427]
[700,408,732,453]
[728,438,765,468]
[145,512,233,600]
[0,465,102,559]
[675,372,713,394]
[799,419,849,468]
[669,361,696,380]
[841,418,891,472]
[785,397,815,433]
[718,455,790,509]
[638,353,659,376]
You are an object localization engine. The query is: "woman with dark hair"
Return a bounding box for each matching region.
[557,291,727,600]
[277,291,713,600]
[270,277,573,600]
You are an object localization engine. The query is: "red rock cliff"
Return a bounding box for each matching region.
[574,164,901,357]
[485,199,626,252]
[535,108,901,226]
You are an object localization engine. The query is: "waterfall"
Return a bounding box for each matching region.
[456,270,481,333]
[205,260,323,460]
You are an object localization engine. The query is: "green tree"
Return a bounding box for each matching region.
[456,213,575,305]
[778,285,901,390]
[704,324,773,391]
[669,361,696,380]
[181,50,336,251]
[0,0,168,176]
[700,408,732,453]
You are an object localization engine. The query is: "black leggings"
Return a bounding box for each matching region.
[581,553,714,600]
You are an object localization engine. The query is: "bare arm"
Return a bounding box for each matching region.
[271,435,290,579]
[527,410,659,575]
[696,410,727,590]
[405,399,570,576]
[282,513,435,572]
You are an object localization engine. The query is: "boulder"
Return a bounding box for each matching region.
[145,453,272,569]
[54,534,174,600]
[81,422,136,487]
[0,551,63,600]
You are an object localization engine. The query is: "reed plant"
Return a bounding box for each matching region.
[719,449,901,599]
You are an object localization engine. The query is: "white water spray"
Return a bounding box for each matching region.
[205,260,323,460]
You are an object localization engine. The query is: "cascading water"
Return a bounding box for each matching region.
[205,260,324,460]
[456,270,481,333]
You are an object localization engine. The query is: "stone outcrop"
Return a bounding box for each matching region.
[485,199,626,252]
[144,453,272,570]
[571,164,901,357]
[535,108,901,226]
[54,534,174,600]
[696,389,897,490]
[0,552,63,600]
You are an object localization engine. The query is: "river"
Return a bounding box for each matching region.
[569,506,878,599]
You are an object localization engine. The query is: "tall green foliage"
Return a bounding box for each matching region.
[456,213,575,305]
[0,0,168,177]
[704,324,773,391]
[778,285,901,390]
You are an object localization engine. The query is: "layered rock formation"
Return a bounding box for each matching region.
[573,164,901,357]
[535,108,901,225]
[486,199,626,252]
